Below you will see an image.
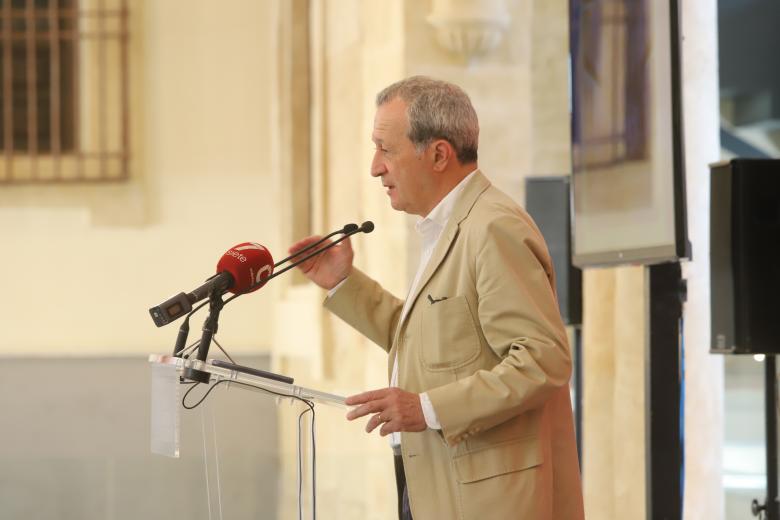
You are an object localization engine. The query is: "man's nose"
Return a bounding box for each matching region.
[370,153,386,177]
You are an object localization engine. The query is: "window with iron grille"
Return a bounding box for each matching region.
[0,0,128,184]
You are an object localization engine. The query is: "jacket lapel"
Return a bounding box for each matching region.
[392,170,492,348]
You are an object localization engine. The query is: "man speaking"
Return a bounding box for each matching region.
[289,76,584,520]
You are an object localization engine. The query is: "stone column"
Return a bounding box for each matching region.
[680,1,724,518]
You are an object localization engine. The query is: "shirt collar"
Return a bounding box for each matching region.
[415,169,478,238]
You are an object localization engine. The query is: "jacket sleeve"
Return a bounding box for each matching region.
[425,214,573,445]
[323,268,404,353]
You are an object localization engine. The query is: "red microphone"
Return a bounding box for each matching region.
[216,242,274,294]
[149,242,274,327]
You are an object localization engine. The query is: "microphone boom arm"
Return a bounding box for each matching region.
[271,223,358,268]
[223,221,373,305]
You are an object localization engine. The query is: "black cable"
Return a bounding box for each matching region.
[311,408,316,519]
[296,402,316,520]
[181,381,209,408]
[181,378,314,412]
[298,406,310,520]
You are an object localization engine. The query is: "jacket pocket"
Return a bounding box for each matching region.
[453,436,542,484]
[420,295,480,371]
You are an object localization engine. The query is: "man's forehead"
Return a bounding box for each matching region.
[373,100,407,139]
[372,119,393,142]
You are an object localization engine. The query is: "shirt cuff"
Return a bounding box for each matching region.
[326,276,349,298]
[419,392,441,430]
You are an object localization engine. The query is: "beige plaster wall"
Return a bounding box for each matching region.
[0,0,280,356]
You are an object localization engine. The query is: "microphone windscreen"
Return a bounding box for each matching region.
[216,242,274,294]
[361,221,375,233]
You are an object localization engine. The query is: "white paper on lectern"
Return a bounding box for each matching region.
[150,362,181,458]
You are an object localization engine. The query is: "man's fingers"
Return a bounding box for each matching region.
[340,236,354,256]
[346,400,385,421]
[288,235,324,256]
[379,417,401,437]
[345,388,425,435]
[345,388,390,406]
[370,413,400,436]
[365,413,385,434]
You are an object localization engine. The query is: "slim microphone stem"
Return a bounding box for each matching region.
[223,228,363,306]
[272,228,346,268]
[267,232,354,281]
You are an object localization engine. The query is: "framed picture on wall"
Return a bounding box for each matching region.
[569,0,690,267]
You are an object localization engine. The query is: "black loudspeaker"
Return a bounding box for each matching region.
[710,158,780,354]
[525,176,582,326]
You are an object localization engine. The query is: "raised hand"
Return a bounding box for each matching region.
[287,235,354,290]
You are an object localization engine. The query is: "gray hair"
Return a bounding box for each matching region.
[376,76,479,164]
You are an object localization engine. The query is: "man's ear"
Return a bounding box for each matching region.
[431,140,455,172]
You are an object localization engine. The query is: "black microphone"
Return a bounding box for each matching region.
[151,273,232,328]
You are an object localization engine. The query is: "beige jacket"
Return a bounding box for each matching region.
[326,171,584,519]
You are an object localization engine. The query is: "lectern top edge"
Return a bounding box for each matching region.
[148,354,347,409]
